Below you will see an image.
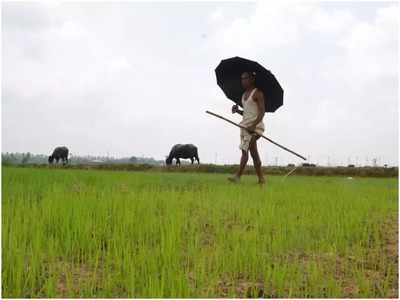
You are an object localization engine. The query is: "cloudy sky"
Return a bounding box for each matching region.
[2,1,398,166]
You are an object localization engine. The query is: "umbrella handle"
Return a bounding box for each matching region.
[205,110,307,161]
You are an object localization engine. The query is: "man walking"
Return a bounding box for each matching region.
[228,71,266,185]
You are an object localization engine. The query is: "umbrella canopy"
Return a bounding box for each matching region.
[215,56,284,112]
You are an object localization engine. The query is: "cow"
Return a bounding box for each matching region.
[48,146,69,165]
[166,144,200,166]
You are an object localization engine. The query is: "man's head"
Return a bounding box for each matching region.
[240,71,256,89]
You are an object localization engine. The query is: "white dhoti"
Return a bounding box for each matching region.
[239,126,264,151]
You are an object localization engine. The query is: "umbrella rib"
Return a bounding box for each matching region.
[205,110,307,161]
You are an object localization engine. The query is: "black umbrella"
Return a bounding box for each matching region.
[215,56,284,112]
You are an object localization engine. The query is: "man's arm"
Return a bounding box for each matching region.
[247,90,265,132]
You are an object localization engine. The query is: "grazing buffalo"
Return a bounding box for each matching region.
[166,144,200,166]
[49,146,69,165]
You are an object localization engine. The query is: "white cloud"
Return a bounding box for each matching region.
[206,1,398,165]
[2,2,398,165]
[209,8,224,23]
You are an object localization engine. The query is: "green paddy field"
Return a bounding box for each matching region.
[2,166,398,297]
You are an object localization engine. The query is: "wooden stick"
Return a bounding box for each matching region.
[206,110,307,161]
[281,165,301,181]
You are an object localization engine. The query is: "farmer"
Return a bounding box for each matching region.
[228,71,266,185]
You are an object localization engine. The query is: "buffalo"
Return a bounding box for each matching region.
[166,144,200,166]
[49,146,69,165]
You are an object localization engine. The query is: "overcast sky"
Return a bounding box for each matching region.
[2,1,398,166]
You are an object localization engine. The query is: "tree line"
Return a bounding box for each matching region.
[1,152,164,166]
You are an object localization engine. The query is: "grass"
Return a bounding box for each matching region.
[2,166,398,297]
[11,162,399,178]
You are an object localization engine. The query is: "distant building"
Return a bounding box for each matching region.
[302,163,316,167]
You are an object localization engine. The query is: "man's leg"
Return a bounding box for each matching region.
[228,150,248,183]
[249,136,265,184]
[228,130,250,183]
[236,150,249,177]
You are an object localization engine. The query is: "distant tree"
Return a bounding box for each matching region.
[21,152,31,164]
[129,156,138,163]
[372,158,377,167]
[2,154,12,165]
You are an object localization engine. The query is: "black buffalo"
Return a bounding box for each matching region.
[166,144,200,166]
[49,146,69,165]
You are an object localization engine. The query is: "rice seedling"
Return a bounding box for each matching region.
[2,166,398,297]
